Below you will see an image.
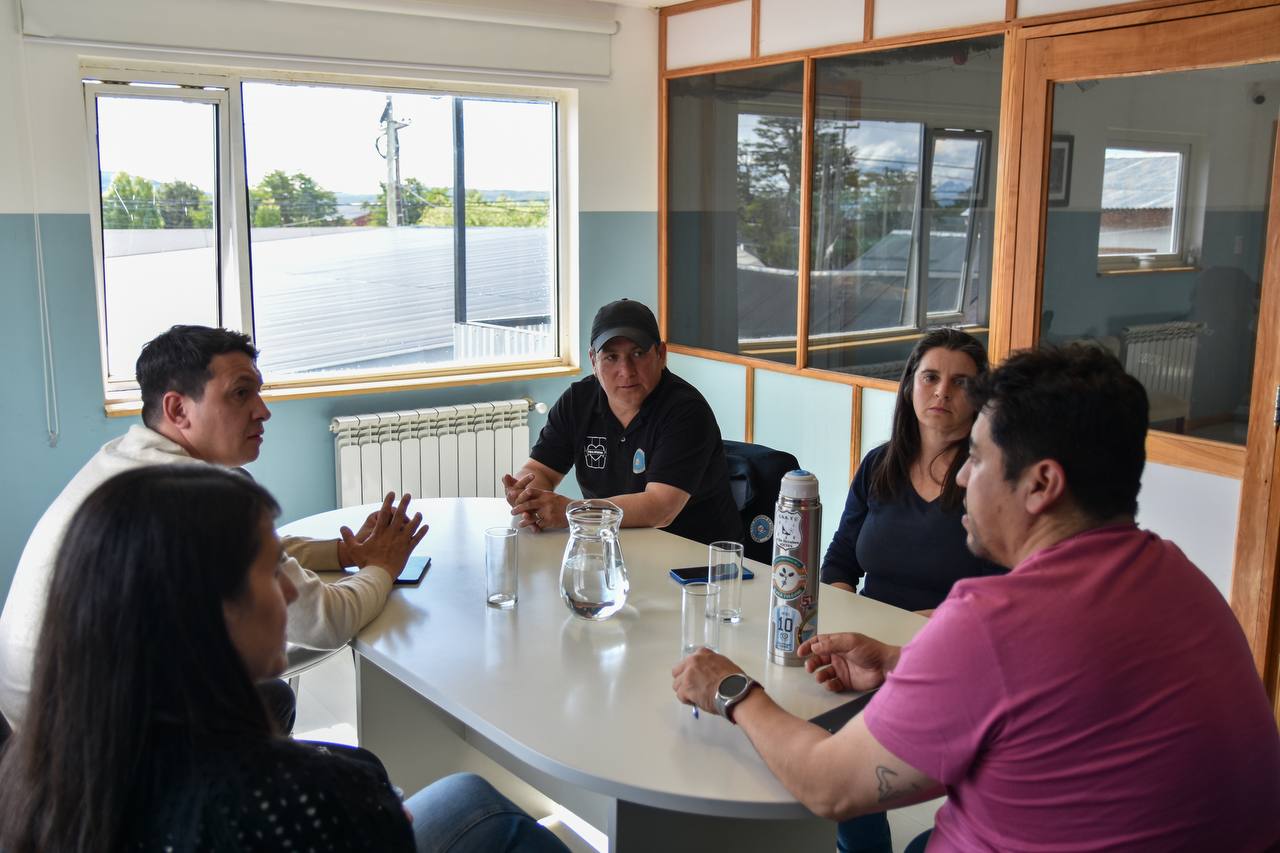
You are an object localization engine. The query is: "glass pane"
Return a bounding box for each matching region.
[1041,63,1280,446]
[95,96,219,379]
[811,119,924,335]
[808,37,1003,378]
[462,98,557,356]
[667,63,805,365]
[927,134,987,316]
[242,82,557,377]
[1098,147,1183,256]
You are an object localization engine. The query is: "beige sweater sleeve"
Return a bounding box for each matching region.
[281,535,343,571]
[280,551,395,650]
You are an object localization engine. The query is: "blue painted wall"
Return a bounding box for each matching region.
[0,211,656,596]
[751,371,853,550]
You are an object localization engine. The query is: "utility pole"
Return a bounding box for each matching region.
[378,96,410,227]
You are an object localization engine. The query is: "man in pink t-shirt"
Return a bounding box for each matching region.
[672,345,1280,851]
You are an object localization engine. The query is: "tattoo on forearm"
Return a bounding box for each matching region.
[875,766,922,805]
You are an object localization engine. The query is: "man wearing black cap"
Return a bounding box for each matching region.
[502,299,741,546]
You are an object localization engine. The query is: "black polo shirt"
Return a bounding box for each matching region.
[530,369,741,546]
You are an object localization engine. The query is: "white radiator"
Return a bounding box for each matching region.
[1121,321,1207,425]
[331,400,534,507]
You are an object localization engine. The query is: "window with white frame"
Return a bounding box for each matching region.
[1097,142,1190,268]
[85,71,565,399]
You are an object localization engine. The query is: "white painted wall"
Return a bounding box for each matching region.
[758,0,863,55]
[1,0,658,215]
[19,0,615,78]
[1137,461,1241,598]
[664,0,752,70]
[873,0,1005,39]
[1,0,35,214]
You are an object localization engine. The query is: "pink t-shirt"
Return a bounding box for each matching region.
[864,524,1280,852]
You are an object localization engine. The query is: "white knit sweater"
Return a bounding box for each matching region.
[0,425,394,727]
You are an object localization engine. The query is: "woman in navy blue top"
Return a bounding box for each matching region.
[821,329,1003,612]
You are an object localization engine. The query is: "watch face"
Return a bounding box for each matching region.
[719,673,748,699]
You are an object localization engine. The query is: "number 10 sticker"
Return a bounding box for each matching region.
[773,603,801,652]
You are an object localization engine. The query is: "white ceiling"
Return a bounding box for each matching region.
[601,0,689,7]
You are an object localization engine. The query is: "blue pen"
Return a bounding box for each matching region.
[691,706,699,719]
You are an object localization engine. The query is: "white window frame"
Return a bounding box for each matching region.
[920,127,991,328]
[1096,138,1192,272]
[82,64,577,412]
[84,80,239,397]
[802,122,992,354]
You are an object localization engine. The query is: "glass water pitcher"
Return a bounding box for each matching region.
[560,499,629,621]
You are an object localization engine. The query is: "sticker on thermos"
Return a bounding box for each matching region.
[767,470,821,667]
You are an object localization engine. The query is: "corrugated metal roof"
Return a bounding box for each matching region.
[251,226,553,374]
[1101,152,1179,210]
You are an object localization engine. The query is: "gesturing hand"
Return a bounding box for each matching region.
[339,492,428,581]
[336,504,383,568]
[798,632,898,693]
[501,473,535,508]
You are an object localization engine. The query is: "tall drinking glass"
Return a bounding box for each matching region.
[709,541,744,623]
[485,527,518,609]
[680,582,720,656]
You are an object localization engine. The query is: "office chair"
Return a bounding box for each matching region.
[723,440,800,565]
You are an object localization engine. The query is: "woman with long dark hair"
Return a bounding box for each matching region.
[821,328,1004,612]
[820,329,1003,853]
[0,465,566,853]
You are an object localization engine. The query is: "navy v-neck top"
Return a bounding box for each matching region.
[820,444,1005,611]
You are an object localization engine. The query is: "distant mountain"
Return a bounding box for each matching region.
[334,192,377,206]
[99,171,208,194]
[476,190,550,202]
[933,178,976,205]
[334,189,548,206]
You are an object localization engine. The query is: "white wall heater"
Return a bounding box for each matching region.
[331,400,534,508]
[1121,320,1208,426]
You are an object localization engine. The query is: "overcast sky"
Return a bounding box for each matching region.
[95,82,556,196]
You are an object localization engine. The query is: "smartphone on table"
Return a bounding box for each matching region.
[344,554,431,585]
[669,565,754,584]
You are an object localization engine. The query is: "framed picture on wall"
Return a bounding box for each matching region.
[1047,134,1073,206]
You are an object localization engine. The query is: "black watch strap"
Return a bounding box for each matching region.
[717,674,761,724]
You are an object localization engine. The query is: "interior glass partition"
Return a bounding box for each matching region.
[807,36,1003,378]
[1040,64,1280,445]
[667,63,805,365]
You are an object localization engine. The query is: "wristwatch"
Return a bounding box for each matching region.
[714,673,761,724]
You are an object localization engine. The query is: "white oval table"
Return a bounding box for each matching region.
[282,498,927,852]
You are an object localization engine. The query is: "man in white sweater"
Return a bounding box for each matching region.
[0,326,425,728]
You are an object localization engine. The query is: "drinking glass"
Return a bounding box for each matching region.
[709,540,744,623]
[485,527,518,609]
[680,582,720,656]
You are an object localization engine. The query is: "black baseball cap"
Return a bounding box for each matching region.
[590,299,660,353]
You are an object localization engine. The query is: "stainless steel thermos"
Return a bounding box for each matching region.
[767,470,822,666]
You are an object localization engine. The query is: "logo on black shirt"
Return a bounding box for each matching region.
[585,436,606,469]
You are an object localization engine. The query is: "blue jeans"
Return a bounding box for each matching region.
[405,772,569,853]
[836,811,892,853]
